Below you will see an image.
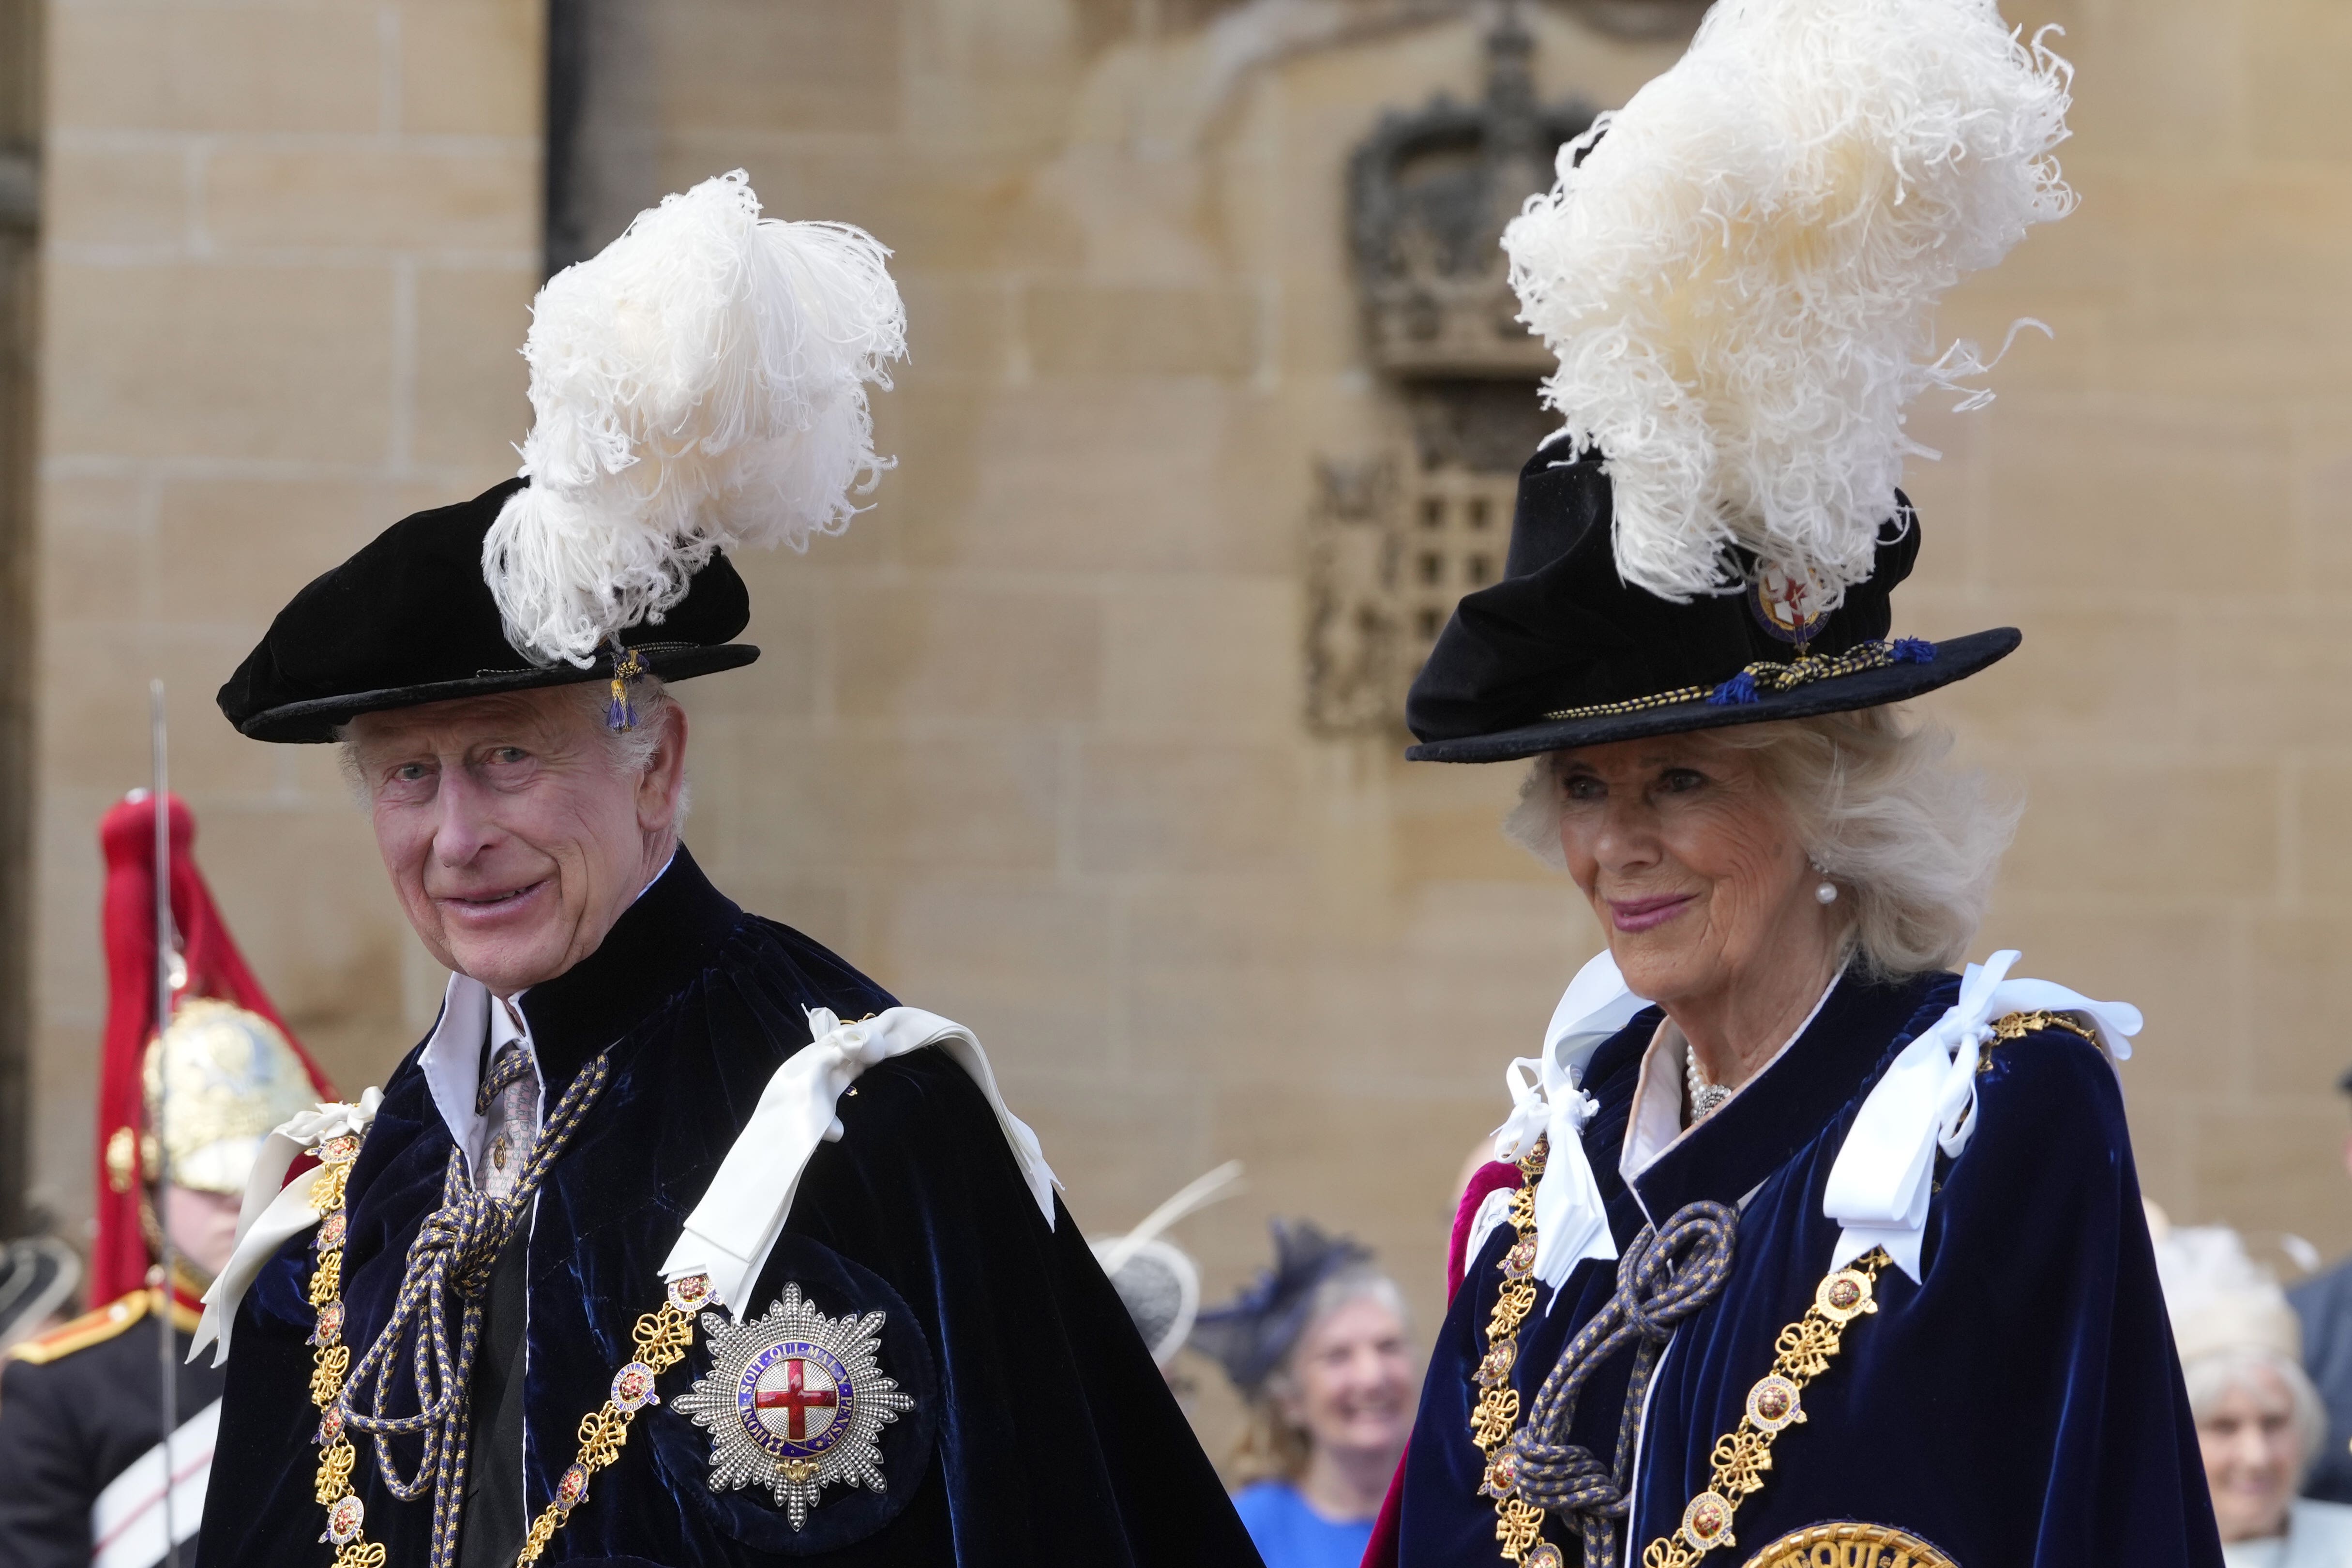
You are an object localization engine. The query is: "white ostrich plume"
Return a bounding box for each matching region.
[1501,0,2075,604]
[486,170,907,667]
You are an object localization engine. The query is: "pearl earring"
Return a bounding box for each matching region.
[1810,856,1838,905]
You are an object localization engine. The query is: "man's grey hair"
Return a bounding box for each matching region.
[2183,1348,2329,1481]
[335,675,689,826]
[1503,706,2020,979]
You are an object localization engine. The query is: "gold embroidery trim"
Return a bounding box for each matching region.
[1976,1009,2098,1074]
[1472,1136,1551,1564]
[1988,1009,2095,1045]
[304,1133,704,1567]
[1638,1249,1892,1567]
[1540,640,1930,723]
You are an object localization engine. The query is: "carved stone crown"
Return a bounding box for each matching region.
[1347,11,1594,379]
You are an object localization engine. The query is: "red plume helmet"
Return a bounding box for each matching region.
[91,792,334,1304]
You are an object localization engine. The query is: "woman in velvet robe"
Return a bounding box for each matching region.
[1365,5,2220,1563]
[1370,447,2222,1568]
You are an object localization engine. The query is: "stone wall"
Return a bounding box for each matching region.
[32,0,542,1208]
[31,0,2352,1462]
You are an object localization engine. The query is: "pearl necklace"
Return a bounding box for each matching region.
[1686,1047,1733,1121]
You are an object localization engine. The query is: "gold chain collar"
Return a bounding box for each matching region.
[1464,1159,1896,1565]
[303,1132,715,1567]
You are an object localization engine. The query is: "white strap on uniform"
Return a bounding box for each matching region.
[1485,950,1652,1293]
[659,1005,1060,1319]
[90,1397,220,1568]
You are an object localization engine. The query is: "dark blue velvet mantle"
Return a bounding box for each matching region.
[196,848,1258,1567]
[1395,969,2223,1567]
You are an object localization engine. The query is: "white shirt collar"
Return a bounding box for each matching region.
[420,976,541,1180]
[1618,965,1845,1185]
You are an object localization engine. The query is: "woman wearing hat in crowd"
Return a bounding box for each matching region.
[2155,1219,2352,1566]
[1194,1222,1417,1568]
[1367,4,2221,1566]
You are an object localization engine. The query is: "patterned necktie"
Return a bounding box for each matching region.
[474,1006,540,1202]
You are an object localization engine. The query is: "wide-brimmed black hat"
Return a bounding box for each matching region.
[1403,444,2018,763]
[217,479,758,743]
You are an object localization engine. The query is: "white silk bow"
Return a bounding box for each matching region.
[660,1006,1059,1319]
[1822,950,2140,1281]
[1490,950,1653,1294]
[192,1089,384,1366]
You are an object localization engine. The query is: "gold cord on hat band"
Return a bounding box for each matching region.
[1540,638,1937,724]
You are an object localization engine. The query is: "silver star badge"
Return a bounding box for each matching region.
[671,1283,916,1530]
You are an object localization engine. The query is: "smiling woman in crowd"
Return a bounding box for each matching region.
[1194,1222,1416,1568]
[2156,1220,2352,1566]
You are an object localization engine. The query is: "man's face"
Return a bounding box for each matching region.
[346,688,686,995]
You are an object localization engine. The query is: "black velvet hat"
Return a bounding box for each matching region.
[1403,445,2019,763]
[217,479,758,743]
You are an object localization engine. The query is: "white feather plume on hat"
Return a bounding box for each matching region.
[1502,0,2075,605]
[486,170,908,667]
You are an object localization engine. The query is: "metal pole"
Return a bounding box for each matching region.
[150,680,180,1568]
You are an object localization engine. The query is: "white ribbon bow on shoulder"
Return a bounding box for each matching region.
[192,1089,384,1366]
[1822,950,2140,1282]
[1489,950,1653,1294]
[660,1006,1059,1320]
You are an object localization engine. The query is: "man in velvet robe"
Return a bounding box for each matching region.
[191,485,1260,1567]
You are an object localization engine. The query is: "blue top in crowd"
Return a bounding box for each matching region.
[1233,1481,1375,1568]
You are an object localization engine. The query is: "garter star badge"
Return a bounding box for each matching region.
[672,1283,915,1530]
[1748,558,1833,646]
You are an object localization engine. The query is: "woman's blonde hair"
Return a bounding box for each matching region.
[1503,706,2020,979]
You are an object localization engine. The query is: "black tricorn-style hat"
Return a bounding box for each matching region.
[1403,445,2019,764]
[217,479,758,743]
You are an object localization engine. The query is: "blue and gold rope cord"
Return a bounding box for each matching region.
[1513,1201,1737,1562]
[336,1050,612,1568]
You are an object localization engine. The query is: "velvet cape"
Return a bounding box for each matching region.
[1389,969,2224,1567]
[196,849,1259,1567]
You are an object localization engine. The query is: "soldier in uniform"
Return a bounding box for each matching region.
[0,793,326,1568]
[192,173,1256,1567]
[1363,4,2223,1565]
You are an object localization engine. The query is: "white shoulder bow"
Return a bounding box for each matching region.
[1823,950,2140,1281]
[192,1089,384,1366]
[1490,950,1652,1293]
[660,1006,1059,1319]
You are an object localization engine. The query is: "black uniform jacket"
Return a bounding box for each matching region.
[198,848,1258,1567]
[1396,968,2224,1567]
[0,1291,223,1568]
[2291,1256,2352,1504]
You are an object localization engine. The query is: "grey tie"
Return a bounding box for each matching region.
[474,1017,540,1201]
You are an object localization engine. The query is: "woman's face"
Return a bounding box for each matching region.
[2199,1364,2303,1542]
[1280,1295,1416,1462]
[1552,734,1824,1010]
